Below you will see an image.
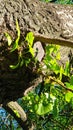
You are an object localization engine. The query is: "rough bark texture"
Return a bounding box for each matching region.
[0,0,73,104]
[3,101,29,130]
[0,0,73,129]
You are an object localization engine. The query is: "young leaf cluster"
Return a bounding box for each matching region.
[5,20,73,130]
[21,44,73,129]
[5,20,35,69]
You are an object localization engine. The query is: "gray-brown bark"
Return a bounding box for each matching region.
[3,101,28,130]
[0,0,73,129]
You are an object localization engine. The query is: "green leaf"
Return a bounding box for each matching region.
[29,47,35,57]
[14,110,20,118]
[70,75,73,85]
[5,32,12,46]
[36,102,53,115]
[50,62,60,75]
[10,62,19,69]
[59,66,64,80]
[53,99,58,117]
[20,58,24,67]
[16,19,20,38]
[56,52,60,60]
[11,20,20,52]
[65,82,73,90]
[10,41,19,52]
[25,32,34,47]
[65,92,73,102]
[25,32,35,57]
[34,104,38,111]
[50,93,56,102]
[64,61,70,76]
[45,45,54,55]
[24,58,31,66]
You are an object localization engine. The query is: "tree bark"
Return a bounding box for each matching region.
[0,0,73,104]
[0,0,73,129]
[3,101,29,130]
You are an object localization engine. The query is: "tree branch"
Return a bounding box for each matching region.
[3,101,29,130]
[34,33,73,48]
[49,76,73,92]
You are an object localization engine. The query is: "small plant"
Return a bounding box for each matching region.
[43,44,70,80]
[21,44,73,129]
[5,20,35,69]
[5,20,73,130]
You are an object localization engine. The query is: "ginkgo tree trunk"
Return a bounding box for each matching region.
[0,0,73,129]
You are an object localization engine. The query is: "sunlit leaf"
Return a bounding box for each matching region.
[56,52,60,60]
[65,92,73,102]
[11,20,20,52]
[50,93,56,102]
[10,62,19,69]
[64,61,70,76]
[14,110,20,118]
[34,104,38,111]
[5,32,12,46]
[25,32,34,47]
[45,45,54,55]
[45,92,49,98]
[36,102,53,115]
[29,47,35,57]
[16,19,20,38]
[65,82,73,90]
